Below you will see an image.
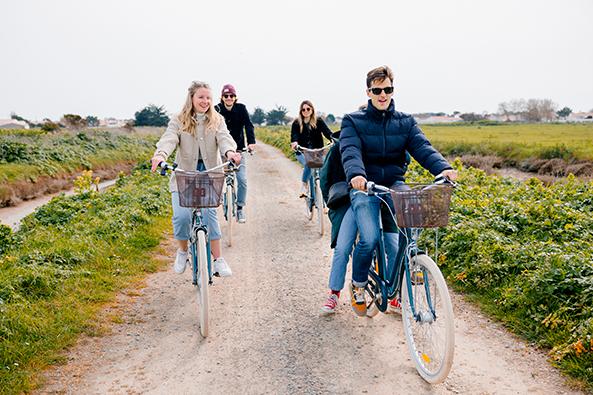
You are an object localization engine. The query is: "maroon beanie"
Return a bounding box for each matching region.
[221,84,236,96]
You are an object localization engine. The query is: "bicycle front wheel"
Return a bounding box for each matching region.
[315,179,324,236]
[196,230,210,337]
[225,184,233,247]
[401,254,454,384]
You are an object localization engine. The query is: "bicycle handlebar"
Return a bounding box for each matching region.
[157,161,232,176]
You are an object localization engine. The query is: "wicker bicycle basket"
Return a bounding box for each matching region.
[301,147,328,168]
[390,184,453,228]
[175,171,225,208]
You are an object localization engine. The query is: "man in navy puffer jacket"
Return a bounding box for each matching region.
[340,65,458,317]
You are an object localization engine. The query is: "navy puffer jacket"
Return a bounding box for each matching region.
[340,99,451,186]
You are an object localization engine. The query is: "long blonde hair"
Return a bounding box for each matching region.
[297,100,318,133]
[178,81,222,134]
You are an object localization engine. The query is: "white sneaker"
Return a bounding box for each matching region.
[213,257,232,277]
[174,249,188,274]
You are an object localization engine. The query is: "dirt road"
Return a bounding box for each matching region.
[39,143,583,394]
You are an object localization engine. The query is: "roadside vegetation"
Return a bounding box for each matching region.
[0,168,171,393]
[0,128,162,207]
[259,126,593,390]
[258,123,593,178]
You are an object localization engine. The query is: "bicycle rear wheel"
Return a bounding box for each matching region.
[401,254,454,383]
[195,230,210,337]
[315,178,324,235]
[225,184,233,247]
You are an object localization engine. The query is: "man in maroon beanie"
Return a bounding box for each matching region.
[215,84,256,223]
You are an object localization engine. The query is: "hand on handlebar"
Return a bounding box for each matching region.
[350,175,367,191]
[226,151,242,165]
[290,142,298,151]
[150,155,165,172]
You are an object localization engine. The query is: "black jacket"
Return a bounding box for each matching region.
[340,99,451,186]
[320,134,398,248]
[215,102,255,151]
[290,118,333,149]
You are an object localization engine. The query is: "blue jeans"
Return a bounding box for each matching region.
[328,206,399,291]
[236,152,247,207]
[350,188,397,287]
[171,160,222,241]
[295,152,311,183]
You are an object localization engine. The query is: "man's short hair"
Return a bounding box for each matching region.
[366,66,394,88]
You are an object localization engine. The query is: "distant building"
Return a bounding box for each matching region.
[416,115,462,124]
[0,119,29,129]
[100,118,126,128]
[567,112,593,122]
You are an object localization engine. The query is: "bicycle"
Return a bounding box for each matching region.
[222,149,253,247]
[158,160,229,338]
[295,145,330,236]
[358,177,456,383]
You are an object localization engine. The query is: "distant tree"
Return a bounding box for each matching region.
[134,104,170,127]
[435,112,446,116]
[61,114,86,129]
[266,105,289,125]
[459,113,486,122]
[251,107,266,125]
[86,115,100,127]
[10,112,33,127]
[525,99,557,122]
[556,107,572,120]
[41,119,60,132]
[326,113,336,124]
[123,119,135,132]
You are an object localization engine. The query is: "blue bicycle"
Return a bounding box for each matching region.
[159,161,229,337]
[361,177,456,383]
[295,145,330,236]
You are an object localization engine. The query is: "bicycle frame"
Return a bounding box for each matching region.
[189,209,212,285]
[365,193,430,320]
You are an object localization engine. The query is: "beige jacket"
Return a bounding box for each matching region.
[154,114,237,192]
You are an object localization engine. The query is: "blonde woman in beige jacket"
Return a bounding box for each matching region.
[151,81,242,276]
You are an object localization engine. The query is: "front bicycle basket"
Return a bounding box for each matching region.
[301,147,328,168]
[391,184,453,228]
[175,171,225,208]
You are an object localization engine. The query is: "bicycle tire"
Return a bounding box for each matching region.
[315,179,324,235]
[196,230,209,337]
[401,254,454,384]
[225,184,233,247]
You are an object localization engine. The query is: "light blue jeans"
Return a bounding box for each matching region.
[350,183,404,287]
[236,152,247,207]
[328,206,399,291]
[295,152,311,183]
[171,160,222,241]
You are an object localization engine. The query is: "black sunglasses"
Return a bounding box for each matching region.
[369,86,394,95]
[223,94,235,99]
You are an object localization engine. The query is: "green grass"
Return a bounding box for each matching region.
[422,123,593,162]
[0,169,172,394]
[0,128,161,184]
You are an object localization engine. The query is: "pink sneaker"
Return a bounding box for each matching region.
[320,294,338,315]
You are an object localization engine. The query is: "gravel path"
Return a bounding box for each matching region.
[38,143,584,395]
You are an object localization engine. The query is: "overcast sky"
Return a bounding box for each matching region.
[1,0,592,121]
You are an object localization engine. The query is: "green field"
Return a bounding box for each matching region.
[258,122,593,164]
[421,123,593,162]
